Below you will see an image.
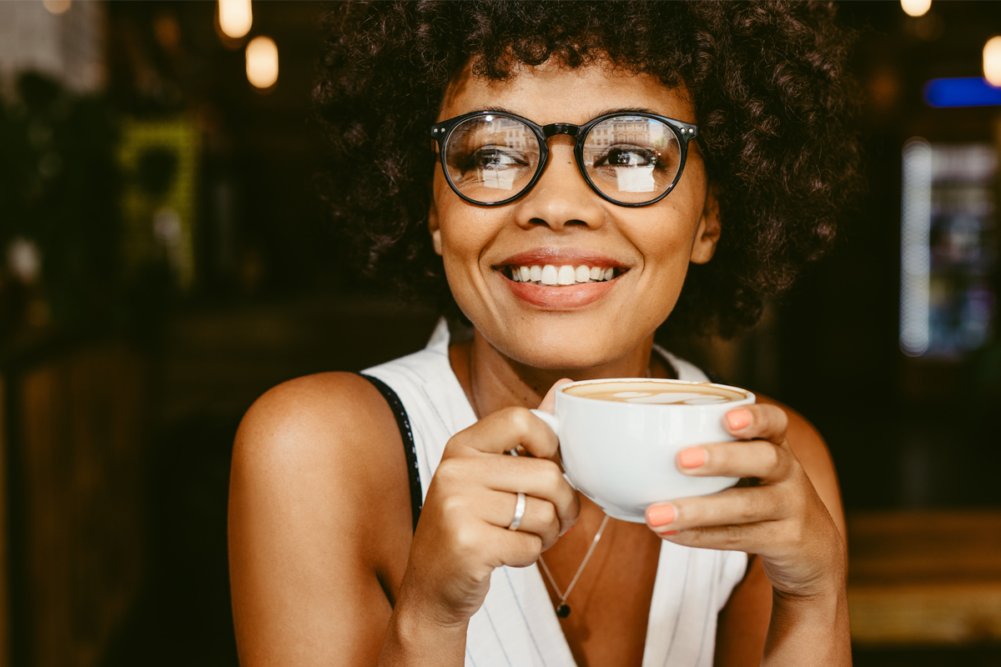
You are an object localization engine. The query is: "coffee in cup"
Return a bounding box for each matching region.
[562,380,747,405]
[531,378,755,523]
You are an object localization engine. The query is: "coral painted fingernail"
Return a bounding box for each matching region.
[646,504,675,527]
[726,409,752,431]
[660,530,678,536]
[679,447,706,469]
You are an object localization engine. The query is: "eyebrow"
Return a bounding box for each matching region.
[478,106,666,122]
[480,105,520,116]
[594,107,663,117]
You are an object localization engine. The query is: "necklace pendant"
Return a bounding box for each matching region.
[556,604,571,618]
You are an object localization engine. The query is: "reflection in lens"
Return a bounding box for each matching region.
[615,166,655,193]
[583,116,681,203]
[445,116,540,203]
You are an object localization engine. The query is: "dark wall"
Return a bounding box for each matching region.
[772,2,1001,511]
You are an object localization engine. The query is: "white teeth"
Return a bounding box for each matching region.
[508,263,622,285]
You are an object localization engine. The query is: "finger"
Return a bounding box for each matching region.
[645,485,788,536]
[497,530,545,569]
[723,404,788,444]
[448,406,559,458]
[434,456,579,533]
[676,439,795,483]
[478,490,561,550]
[486,458,579,534]
[657,518,783,554]
[449,518,543,570]
[537,378,574,414]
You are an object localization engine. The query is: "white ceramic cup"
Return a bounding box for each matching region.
[530,378,756,523]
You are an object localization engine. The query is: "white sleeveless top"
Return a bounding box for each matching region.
[363,319,748,667]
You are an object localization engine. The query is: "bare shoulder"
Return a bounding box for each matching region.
[229,372,412,665]
[234,372,401,480]
[755,394,846,542]
[231,371,411,548]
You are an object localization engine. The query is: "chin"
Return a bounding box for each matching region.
[484,321,646,372]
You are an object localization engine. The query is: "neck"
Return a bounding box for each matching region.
[451,328,671,418]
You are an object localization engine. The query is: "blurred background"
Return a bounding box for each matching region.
[0,1,999,666]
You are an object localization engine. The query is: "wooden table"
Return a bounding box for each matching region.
[848,510,1001,646]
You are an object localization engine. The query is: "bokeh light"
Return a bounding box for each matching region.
[218,0,252,39]
[245,36,278,89]
[984,36,1001,87]
[901,0,931,18]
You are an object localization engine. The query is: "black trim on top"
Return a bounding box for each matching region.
[359,374,422,533]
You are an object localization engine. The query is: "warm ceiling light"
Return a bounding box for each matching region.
[901,0,931,18]
[985,37,1001,87]
[43,0,72,14]
[218,0,252,39]
[246,36,278,89]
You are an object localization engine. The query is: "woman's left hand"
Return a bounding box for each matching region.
[644,404,846,599]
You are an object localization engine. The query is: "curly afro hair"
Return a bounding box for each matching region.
[313,0,862,338]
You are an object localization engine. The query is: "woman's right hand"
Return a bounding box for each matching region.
[397,392,580,629]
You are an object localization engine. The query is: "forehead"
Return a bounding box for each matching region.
[439,59,695,125]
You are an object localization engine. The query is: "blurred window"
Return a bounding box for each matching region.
[901,139,997,357]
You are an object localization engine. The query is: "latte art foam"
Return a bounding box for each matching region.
[563,380,747,405]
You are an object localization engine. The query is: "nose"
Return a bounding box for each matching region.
[512,140,606,232]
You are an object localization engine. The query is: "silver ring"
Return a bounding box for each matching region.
[508,492,526,531]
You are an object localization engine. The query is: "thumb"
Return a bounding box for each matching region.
[537,378,574,414]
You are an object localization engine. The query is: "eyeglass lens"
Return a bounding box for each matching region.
[443,115,682,205]
[444,116,542,203]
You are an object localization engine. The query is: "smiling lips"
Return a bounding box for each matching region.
[496,251,627,309]
[508,263,617,285]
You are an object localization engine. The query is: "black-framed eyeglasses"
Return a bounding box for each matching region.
[430,110,698,208]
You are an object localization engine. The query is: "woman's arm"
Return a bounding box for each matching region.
[229,373,420,665]
[759,402,849,665]
[228,373,579,666]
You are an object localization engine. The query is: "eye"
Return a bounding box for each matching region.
[592,145,661,169]
[464,145,530,172]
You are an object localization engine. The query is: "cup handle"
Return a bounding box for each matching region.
[527,410,577,490]
[529,409,558,434]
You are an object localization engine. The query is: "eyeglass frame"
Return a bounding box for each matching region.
[429,109,699,208]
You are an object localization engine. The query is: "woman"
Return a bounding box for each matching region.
[229,2,861,665]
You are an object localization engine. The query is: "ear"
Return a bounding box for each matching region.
[689,183,721,265]
[428,192,443,256]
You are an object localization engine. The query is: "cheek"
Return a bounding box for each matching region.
[438,203,492,270]
[619,197,705,322]
[434,177,471,264]
[630,200,702,273]
[435,193,504,313]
